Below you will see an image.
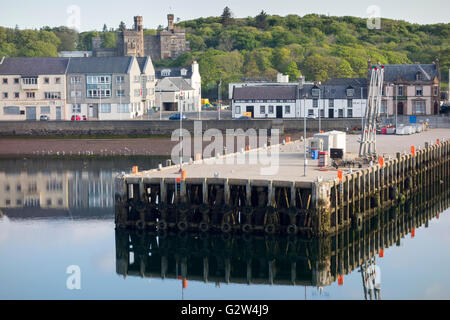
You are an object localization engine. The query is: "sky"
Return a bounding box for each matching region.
[0,0,449,32]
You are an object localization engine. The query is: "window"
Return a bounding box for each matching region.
[45,92,61,99]
[41,106,50,114]
[416,72,424,81]
[26,92,35,98]
[2,92,8,99]
[14,92,19,98]
[311,88,320,97]
[3,106,20,114]
[347,99,353,108]
[397,86,403,96]
[17,199,22,206]
[269,105,274,113]
[380,101,387,114]
[116,76,125,83]
[260,105,265,114]
[329,99,334,108]
[100,103,111,113]
[382,86,385,96]
[70,90,81,98]
[161,69,171,76]
[346,88,354,97]
[2,78,7,84]
[22,78,37,85]
[71,76,82,84]
[87,89,111,98]
[55,77,61,84]
[116,90,125,97]
[28,183,37,192]
[5,199,10,206]
[46,199,52,206]
[134,89,141,97]
[285,105,290,114]
[235,106,241,114]
[347,109,353,117]
[14,78,19,84]
[17,184,21,192]
[338,109,344,118]
[414,101,425,114]
[433,86,438,96]
[117,104,130,113]
[44,77,49,84]
[134,76,140,83]
[58,198,63,206]
[313,99,318,108]
[308,109,314,116]
[416,86,423,96]
[72,104,81,113]
[46,180,62,191]
[87,76,111,84]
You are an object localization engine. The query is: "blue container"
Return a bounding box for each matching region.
[410,116,417,123]
[312,149,319,160]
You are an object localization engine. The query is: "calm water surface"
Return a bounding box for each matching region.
[0,157,449,300]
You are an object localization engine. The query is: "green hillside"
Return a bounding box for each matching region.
[1,9,449,99]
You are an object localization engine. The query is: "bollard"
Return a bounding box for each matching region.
[132,166,139,174]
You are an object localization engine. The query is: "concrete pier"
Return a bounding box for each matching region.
[115,129,450,236]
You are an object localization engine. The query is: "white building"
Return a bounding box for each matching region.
[0,57,69,121]
[155,61,201,110]
[231,78,368,119]
[155,77,197,112]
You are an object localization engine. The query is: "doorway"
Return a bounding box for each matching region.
[246,106,254,118]
[397,102,404,115]
[56,106,61,120]
[434,102,439,114]
[26,107,36,120]
[328,109,334,118]
[276,105,283,118]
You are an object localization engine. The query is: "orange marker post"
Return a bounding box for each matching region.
[181,170,186,181]
[183,279,187,289]
[132,166,139,174]
[245,145,250,151]
[411,146,415,156]
[411,228,415,238]
[379,249,384,258]
[378,157,384,167]
[436,139,440,146]
[337,170,343,182]
[338,275,344,286]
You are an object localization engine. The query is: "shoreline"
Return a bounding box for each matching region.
[0,133,305,157]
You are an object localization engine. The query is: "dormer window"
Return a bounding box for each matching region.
[416,72,424,81]
[180,68,187,76]
[346,88,355,97]
[161,69,171,77]
[311,88,320,97]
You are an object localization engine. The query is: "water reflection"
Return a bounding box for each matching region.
[0,157,167,219]
[115,187,448,299]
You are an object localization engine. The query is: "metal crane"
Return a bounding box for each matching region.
[359,65,385,158]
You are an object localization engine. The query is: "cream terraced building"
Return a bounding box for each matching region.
[0,57,69,121]
[0,56,156,121]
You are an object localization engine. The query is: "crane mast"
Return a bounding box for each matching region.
[359,65,385,158]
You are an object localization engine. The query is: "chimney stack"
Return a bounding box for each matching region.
[167,14,174,32]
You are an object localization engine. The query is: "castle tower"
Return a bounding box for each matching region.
[134,16,143,31]
[167,14,174,32]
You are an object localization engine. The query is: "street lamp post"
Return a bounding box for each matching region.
[159,87,162,120]
[179,91,183,172]
[318,87,321,133]
[395,84,398,131]
[303,93,308,176]
[218,79,221,120]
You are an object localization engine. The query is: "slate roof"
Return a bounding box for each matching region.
[156,78,194,91]
[136,57,152,74]
[376,64,439,83]
[0,57,70,76]
[155,67,192,79]
[299,84,367,99]
[233,85,298,100]
[67,56,133,74]
[322,78,367,86]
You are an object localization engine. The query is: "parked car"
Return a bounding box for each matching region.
[169,113,187,120]
[234,115,251,120]
[440,103,449,114]
[39,115,49,121]
[71,115,81,121]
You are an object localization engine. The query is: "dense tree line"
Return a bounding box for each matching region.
[0,9,448,99]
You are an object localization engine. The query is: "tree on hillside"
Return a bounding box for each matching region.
[255,10,268,29]
[285,61,301,81]
[119,21,126,31]
[103,24,108,32]
[221,7,233,27]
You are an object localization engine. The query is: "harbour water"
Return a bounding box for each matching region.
[0,157,449,300]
